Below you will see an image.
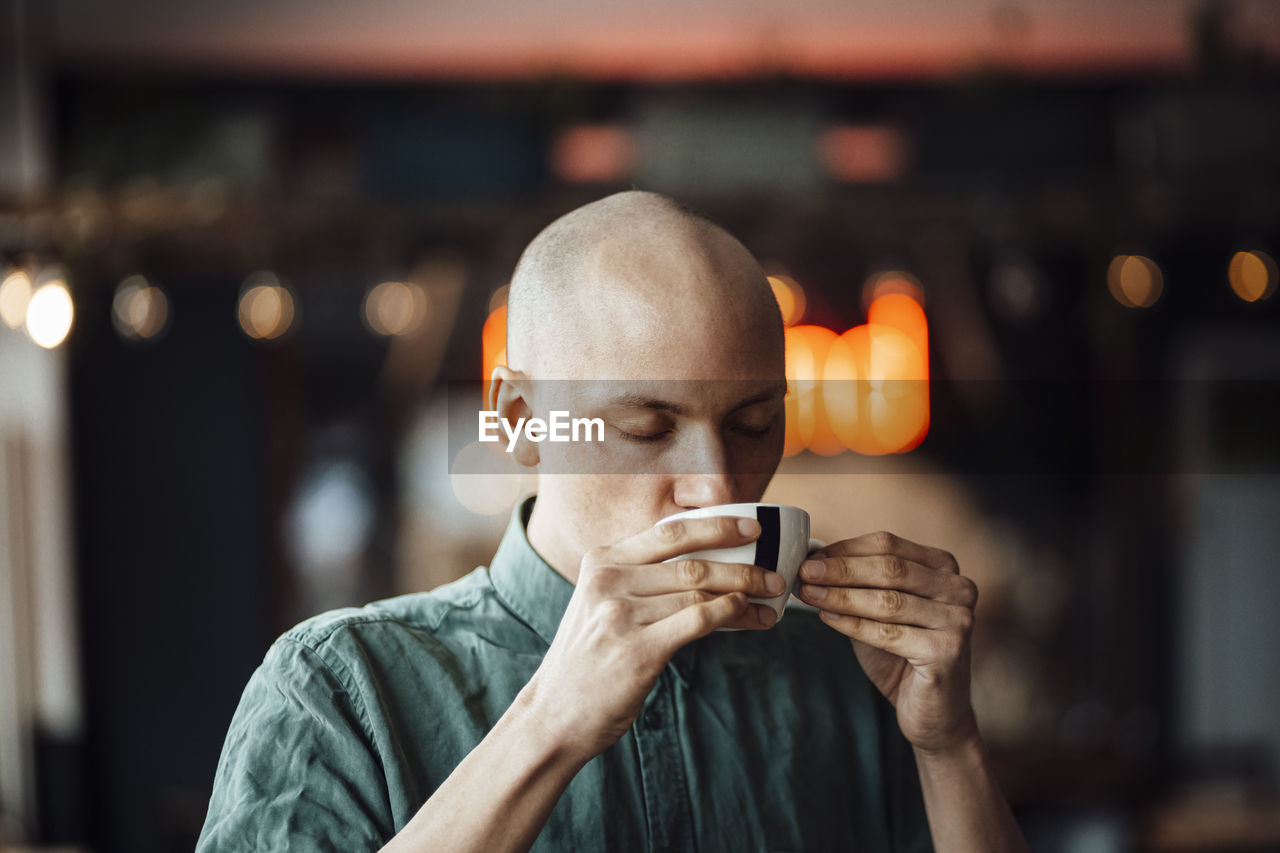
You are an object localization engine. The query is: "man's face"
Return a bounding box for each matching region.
[526,259,787,569]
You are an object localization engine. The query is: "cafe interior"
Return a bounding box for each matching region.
[1,0,1279,850]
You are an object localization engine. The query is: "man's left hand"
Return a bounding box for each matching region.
[795,530,980,755]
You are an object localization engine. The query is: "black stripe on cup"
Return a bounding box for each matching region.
[753,506,780,574]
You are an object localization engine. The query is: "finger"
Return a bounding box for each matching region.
[602,515,761,566]
[725,604,780,631]
[816,530,960,575]
[630,591,778,629]
[796,585,970,630]
[816,612,950,664]
[625,559,787,599]
[647,591,751,653]
[799,554,977,608]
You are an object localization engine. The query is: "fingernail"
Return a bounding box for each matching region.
[800,583,827,602]
[738,518,760,537]
[758,607,777,627]
[801,559,826,580]
[764,571,785,594]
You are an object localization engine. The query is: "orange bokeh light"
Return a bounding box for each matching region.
[482,305,508,402]
[551,125,636,183]
[1107,254,1163,308]
[862,270,925,311]
[819,125,909,183]
[783,325,841,456]
[768,274,807,326]
[822,293,930,455]
[868,292,929,379]
[1228,250,1277,303]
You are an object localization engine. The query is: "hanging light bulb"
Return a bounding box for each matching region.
[112,274,171,341]
[24,265,74,349]
[237,271,295,340]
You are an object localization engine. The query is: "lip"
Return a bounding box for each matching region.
[660,501,798,521]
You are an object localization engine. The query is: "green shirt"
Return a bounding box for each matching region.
[198,497,933,852]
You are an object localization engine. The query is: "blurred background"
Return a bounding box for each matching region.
[2,0,1280,850]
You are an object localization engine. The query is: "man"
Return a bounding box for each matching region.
[198,191,1027,852]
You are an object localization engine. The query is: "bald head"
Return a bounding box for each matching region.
[506,191,782,380]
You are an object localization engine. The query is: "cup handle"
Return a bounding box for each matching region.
[807,537,827,556]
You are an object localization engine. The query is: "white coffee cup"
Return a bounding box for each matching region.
[657,502,821,629]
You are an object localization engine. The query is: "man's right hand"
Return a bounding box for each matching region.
[518,515,784,761]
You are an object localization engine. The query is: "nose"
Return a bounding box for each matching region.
[671,425,738,509]
[673,472,737,509]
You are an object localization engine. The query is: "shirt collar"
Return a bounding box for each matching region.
[487,494,699,684]
[488,494,575,648]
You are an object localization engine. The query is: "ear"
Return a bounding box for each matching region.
[490,365,540,468]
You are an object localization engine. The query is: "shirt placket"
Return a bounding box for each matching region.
[634,667,695,853]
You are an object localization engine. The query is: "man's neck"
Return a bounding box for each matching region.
[525,500,583,586]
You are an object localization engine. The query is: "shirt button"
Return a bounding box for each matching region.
[642,705,663,730]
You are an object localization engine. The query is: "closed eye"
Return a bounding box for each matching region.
[616,428,672,444]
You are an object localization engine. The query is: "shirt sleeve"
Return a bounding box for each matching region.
[196,637,395,852]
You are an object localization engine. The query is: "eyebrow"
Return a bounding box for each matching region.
[606,383,787,417]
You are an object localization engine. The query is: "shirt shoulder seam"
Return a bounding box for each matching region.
[275,635,380,744]
[286,576,492,648]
